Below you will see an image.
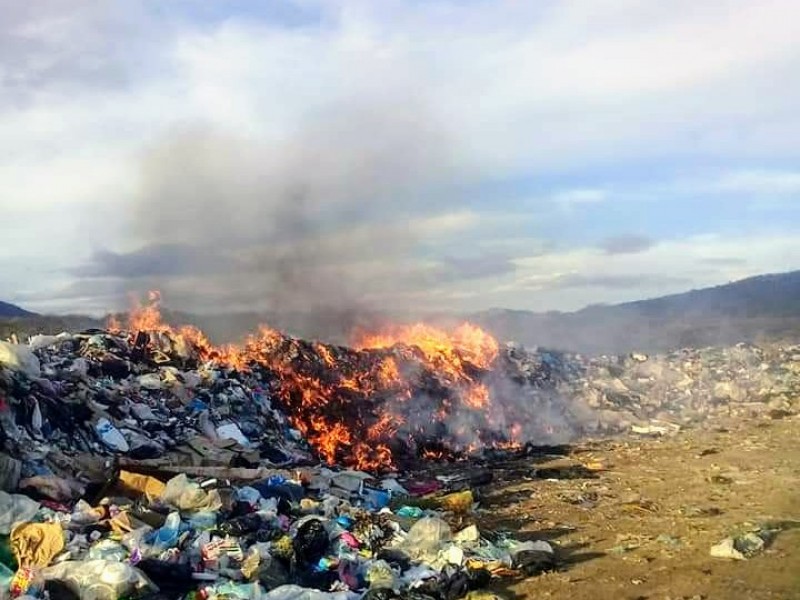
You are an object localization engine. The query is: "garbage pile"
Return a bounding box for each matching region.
[0,302,798,599]
[0,457,554,599]
[558,343,800,433]
[0,323,569,474]
[0,323,569,598]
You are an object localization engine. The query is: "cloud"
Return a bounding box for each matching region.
[552,188,609,209]
[707,169,800,195]
[701,256,747,267]
[547,273,691,290]
[2,0,800,319]
[599,234,655,255]
[0,0,158,106]
[439,255,516,282]
[492,232,800,312]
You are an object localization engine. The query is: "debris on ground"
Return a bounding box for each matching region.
[0,295,797,599]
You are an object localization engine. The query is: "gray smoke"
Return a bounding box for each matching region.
[81,98,462,337]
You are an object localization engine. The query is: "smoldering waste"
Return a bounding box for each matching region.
[0,313,797,599]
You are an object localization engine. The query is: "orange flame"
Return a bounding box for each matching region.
[354,322,498,370]
[108,292,516,471]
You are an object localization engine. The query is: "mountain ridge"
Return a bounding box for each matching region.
[2,270,800,354]
[467,270,800,354]
[0,300,36,318]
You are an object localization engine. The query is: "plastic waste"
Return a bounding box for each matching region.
[252,481,304,514]
[28,334,66,352]
[0,492,39,535]
[204,580,264,599]
[137,373,163,390]
[365,560,397,589]
[217,423,251,446]
[453,525,479,543]
[88,539,127,562]
[363,588,397,600]
[514,548,556,575]
[436,490,473,514]
[38,559,155,600]
[94,418,130,452]
[262,584,352,600]
[137,559,195,597]
[0,341,40,378]
[395,506,424,519]
[710,531,769,560]
[293,519,328,567]
[150,511,181,550]
[161,473,222,512]
[258,553,291,590]
[400,518,452,562]
[362,487,390,510]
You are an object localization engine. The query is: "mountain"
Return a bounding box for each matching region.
[0,300,36,318]
[3,271,799,354]
[470,270,800,355]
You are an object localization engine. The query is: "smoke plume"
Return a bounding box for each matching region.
[83,98,463,338]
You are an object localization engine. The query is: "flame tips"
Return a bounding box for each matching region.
[110,292,518,471]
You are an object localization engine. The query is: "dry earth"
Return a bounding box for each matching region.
[480,415,800,600]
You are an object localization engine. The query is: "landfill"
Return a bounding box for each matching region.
[0,299,797,599]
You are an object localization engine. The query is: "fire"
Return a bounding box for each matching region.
[109,292,520,471]
[463,383,490,410]
[354,322,499,370]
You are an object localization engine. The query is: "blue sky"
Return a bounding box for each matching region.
[1,0,799,316]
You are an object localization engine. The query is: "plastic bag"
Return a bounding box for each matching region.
[0,342,40,378]
[293,519,328,566]
[365,560,397,590]
[149,511,181,551]
[262,584,352,600]
[399,518,451,562]
[38,559,155,600]
[88,539,127,562]
[161,474,222,512]
[95,418,129,453]
[0,492,39,536]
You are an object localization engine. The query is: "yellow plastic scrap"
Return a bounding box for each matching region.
[108,511,134,535]
[465,591,507,600]
[10,522,65,567]
[437,490,474,514]
[300,498,320,512]
[272,535,294,560]
[464,558,513,576]
[118,470,166,502]
[241,547,261,580]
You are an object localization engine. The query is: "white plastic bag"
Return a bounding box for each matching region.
[0,341,40,378]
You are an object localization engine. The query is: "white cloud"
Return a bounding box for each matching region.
[551,188,609,209]
[707,169,800,195]
[2,0,800,314]
[488,233,800,311]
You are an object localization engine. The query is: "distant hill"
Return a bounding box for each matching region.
[3,271,800,354]
[469,270,800,355]
[0,300,36,318]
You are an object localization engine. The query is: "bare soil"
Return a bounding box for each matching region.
[480,415,800,600]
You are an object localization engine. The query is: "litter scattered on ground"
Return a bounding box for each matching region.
[0,299,797,599]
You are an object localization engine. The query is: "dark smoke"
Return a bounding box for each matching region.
[87,98,464,338]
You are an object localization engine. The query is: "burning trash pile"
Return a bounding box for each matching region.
[0,293,797,599]
[0,297,572,599]
[0,292,580,473]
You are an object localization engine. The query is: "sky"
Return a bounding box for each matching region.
[1,0,799,318]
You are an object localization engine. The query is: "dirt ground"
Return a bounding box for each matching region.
[480,415,800,600]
